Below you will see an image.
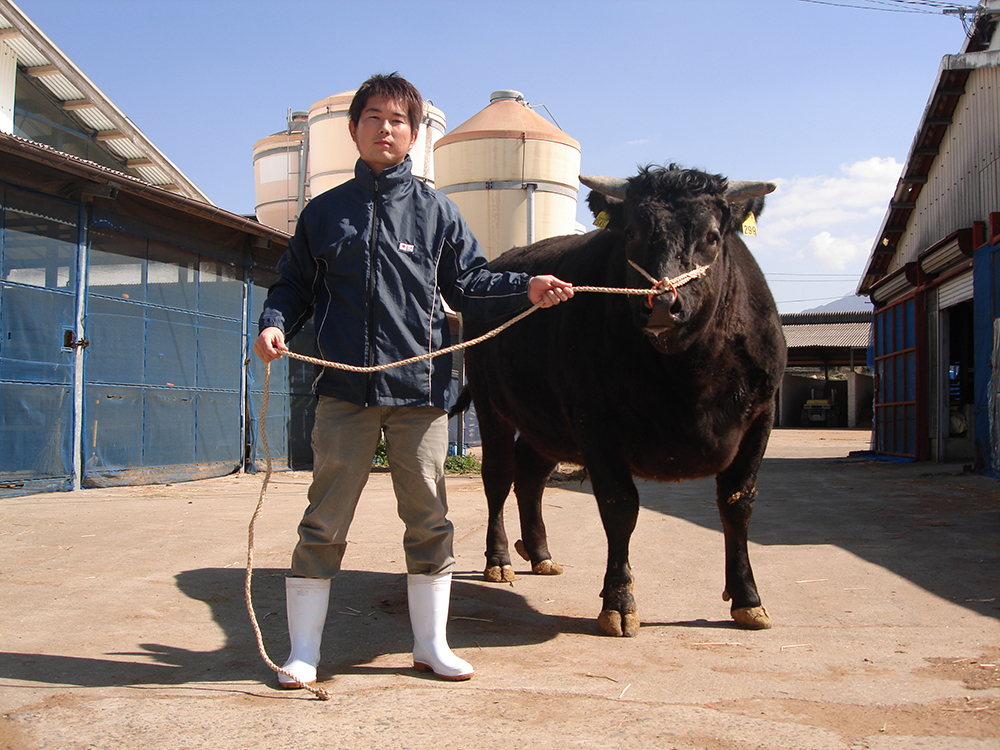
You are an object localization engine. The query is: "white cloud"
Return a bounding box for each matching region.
[754,156,901,266]
[763,157,900,231]
[803,231,870,271]
[746,157,902,311]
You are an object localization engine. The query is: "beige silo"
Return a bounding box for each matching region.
[307,91,357,198]
[433,90,581,262]
[411,100,446,187]
[252,111,309,234]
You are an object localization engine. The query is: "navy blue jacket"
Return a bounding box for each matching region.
[259,156,531,410]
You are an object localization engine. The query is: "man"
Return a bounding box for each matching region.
[254,73,573,688]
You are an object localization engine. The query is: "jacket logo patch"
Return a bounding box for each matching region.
[398,242,415,254]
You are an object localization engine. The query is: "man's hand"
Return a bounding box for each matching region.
[254,326,288,363]
[528,275,574,308]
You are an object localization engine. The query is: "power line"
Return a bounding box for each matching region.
[795,0,974,14]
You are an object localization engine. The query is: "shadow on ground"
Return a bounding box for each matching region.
[545,455,1000,622]
[0,565,614,689]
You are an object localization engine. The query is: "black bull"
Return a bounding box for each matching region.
[453,165,787,636]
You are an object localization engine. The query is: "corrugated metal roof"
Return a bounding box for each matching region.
[69,106,116,132]
[780,311,872,350]
[0,131,285,242]
[0,1,212,204]
[780,310,871,325]
[782,321,871,349]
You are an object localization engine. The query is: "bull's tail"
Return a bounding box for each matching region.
[449,386,473,419]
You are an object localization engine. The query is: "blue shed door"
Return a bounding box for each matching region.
[82,225,246,486]
[0,187,83,495]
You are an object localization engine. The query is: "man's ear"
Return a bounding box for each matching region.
[348,120,357,145]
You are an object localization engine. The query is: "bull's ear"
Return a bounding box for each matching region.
[586,191,626,230]
[728,195,767,234]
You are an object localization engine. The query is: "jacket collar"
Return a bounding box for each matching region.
[354,155,413,192]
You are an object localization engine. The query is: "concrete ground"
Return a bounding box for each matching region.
[0,429,998,749]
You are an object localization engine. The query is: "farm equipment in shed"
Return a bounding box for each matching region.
[800,387,841,428]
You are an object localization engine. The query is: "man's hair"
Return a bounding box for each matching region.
[349,73,423,133]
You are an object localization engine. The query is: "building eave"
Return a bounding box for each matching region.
[0,130,286,245]
[857,41,1000,297]
[0,0,213,204]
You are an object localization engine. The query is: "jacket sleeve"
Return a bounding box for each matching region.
[258,216,319,339]
[437,206,531,322]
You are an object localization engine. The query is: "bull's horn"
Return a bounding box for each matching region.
[725,180,776,202]
[580,174,628,200]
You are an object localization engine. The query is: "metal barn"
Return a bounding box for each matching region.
[0,2,313,497]
[857,5,1000,472]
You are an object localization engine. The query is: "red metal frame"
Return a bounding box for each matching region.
[872,292,926,459]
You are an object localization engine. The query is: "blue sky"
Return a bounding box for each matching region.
[13,0,974,312]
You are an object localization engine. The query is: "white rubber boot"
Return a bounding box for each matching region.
[278,577,331,688]
[407,572,474,681]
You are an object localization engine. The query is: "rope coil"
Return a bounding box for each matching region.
[244,266,708,700]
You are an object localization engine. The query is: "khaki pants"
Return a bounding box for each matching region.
[290,396,454,579]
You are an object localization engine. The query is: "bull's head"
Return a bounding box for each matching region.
[581,165,775,354]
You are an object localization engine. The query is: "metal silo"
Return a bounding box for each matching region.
[252,110,309,234]
[433,90,581,262]
[411,100,446,187]
[307,91,356,198]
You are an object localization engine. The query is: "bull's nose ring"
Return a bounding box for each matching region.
[646,279,666,308]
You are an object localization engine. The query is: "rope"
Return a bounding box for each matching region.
[276,268,709,374]
[244,264,709,699]
[246,362,332,699]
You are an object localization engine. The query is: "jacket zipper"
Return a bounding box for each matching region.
[364,176,379,406]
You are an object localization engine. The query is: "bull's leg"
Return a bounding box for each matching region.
[593,471,640,637]
[579,434,641,637]
[511,437,562,575]
[715,410,773,630]
[477,408,517,583]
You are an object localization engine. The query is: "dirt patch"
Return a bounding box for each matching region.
[708,648,1000,742]
[0,713,30,750]
[919,649,1000,691]
[909,483,1000,515]
[711,695,1000,742]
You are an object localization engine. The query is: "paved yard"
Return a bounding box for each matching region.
[1,429,997,749]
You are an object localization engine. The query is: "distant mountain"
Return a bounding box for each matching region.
[803,295,874,313]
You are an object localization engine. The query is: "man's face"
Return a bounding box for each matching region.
[349,95,419,174]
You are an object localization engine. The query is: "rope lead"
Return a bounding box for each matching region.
[245,268,708,699]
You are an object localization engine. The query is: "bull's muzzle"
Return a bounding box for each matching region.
[642,286,682,337]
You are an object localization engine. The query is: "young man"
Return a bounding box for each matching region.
[254,73,572,687]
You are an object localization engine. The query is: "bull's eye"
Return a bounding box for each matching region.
[705,230,720,247]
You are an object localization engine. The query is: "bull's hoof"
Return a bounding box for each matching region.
[532,559,563,576]
[513,540,563,575]
[722,588,731,602]
[484,565,515,583]
[597,609,640,637]
[732,605,771,630]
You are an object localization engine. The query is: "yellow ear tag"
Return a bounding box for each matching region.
[741,212,758,236]
[594,211,611,229]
